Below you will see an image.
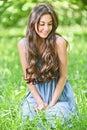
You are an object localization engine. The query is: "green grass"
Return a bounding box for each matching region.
[0,25,87,130]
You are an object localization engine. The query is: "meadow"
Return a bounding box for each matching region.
[0,25,87,130]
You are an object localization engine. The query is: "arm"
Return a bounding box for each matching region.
[18,39,47,109]
[48,36,68,108]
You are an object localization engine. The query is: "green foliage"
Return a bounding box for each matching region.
[0,0,87,28]
[0,0,35,27]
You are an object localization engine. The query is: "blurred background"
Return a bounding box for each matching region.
[0,0,87,129]
[0,0,87,37]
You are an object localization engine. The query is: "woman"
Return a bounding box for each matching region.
[18,3,77,128]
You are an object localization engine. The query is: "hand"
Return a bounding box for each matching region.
[45,103,54,110]
[34,102,48,111]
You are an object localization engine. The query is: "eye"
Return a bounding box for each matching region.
[48,23,52,26]
[39,23,45,26]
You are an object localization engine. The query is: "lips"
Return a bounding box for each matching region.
[42,32,49,36]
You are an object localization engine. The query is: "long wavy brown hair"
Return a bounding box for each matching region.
[25,3,59,84]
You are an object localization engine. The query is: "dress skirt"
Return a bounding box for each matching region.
[20,77,77,126]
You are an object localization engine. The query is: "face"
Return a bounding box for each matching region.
[35,14,52,39]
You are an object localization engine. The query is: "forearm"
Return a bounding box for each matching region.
[49,36,68,107]
[27,83,44,105]
[49,76,67,107]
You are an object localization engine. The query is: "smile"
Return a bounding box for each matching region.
[42,32,49,35]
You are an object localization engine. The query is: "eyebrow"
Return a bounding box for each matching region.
[40,20,52,23]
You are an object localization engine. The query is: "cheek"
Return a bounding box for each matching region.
[49,26,52,33]
[50,26,52,31]
[38,26,43,32]
[39,26,52,32]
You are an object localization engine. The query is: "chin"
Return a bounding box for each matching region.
[40,34,48,39]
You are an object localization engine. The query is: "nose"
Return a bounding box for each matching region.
[44,25,49,31]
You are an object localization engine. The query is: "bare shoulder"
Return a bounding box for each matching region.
[18,38,24,48]
[55,35,67,48]
[18,38,25,49]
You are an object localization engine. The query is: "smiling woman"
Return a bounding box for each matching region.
[35,14,52,38]
[18,3,77,129]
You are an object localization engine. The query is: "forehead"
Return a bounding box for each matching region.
[40,14,52,22]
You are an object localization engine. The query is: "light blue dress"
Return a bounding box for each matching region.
[21,39,77,128]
